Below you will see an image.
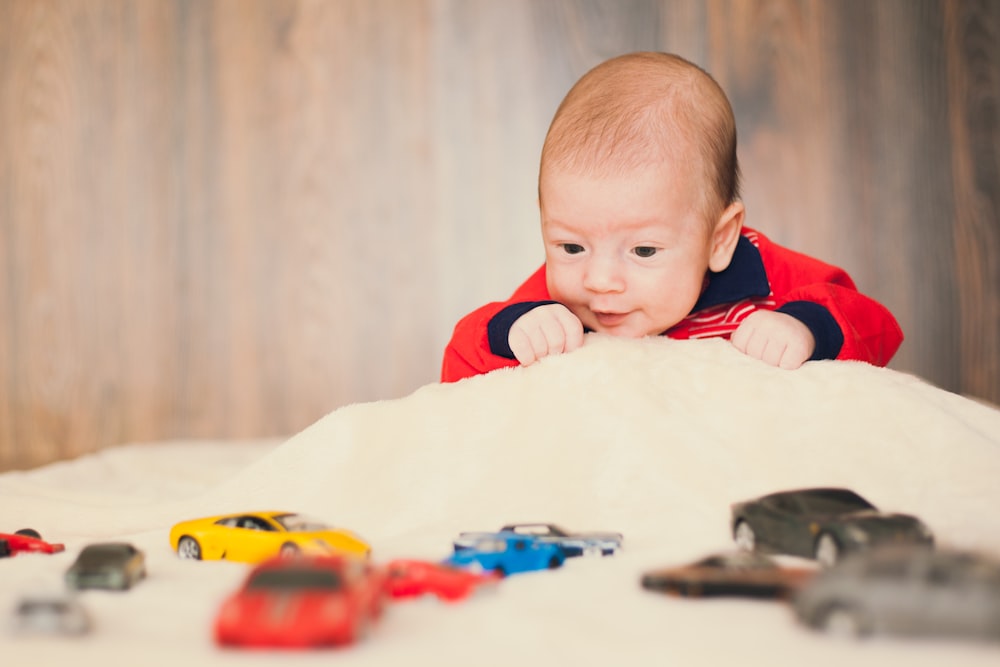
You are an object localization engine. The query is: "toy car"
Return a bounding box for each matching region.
[65,542,146,591]
[641,551,816,599]
[455,523,623,558]
[0,529,65,558]
[793,546,1000,640]
[730,488,934,566]
[169,511,371,564]
[11,592,91,635]
[444,531,567,576]
[383,558,500,602]
[214,555,386,648]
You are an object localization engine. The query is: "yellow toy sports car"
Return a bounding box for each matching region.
[169,511,370,563]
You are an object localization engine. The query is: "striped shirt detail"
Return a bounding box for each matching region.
[669,230,775,340]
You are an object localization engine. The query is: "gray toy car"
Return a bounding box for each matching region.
[65,542,147,591]
[793,546,1000,641]
[11,592,91,635]
[731,488,934,566]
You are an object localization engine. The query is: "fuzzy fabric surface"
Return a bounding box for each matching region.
[3,336,1000,666]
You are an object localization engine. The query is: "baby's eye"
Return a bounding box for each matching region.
[633,246,658,258]
[561,243,585,255]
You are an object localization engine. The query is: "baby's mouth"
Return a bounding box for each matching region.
[592,310,628,328]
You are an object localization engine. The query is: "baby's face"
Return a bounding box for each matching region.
[540,165,714,338]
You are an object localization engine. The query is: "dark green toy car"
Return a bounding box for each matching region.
[730,488,934,567]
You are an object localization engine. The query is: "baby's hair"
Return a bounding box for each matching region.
[540,52,741,221]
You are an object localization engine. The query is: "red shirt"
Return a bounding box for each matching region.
[441,228,903,382]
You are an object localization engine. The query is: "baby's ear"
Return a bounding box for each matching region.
[708,202,745,272]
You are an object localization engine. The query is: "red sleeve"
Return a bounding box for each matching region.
[755,233,904,366]
[441,266,551,382]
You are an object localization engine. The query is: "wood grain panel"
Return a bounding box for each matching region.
[711,0,966,386]
[945,0,1000,403]
[1,0,998,471]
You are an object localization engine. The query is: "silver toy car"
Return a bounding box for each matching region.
[794,546,1000,641]
[11,593,91,635]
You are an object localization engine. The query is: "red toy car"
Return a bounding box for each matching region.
[214,555,386,648]
[383,559,500,602]
[0,529,65,558]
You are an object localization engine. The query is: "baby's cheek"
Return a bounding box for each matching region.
[545,271,576,304]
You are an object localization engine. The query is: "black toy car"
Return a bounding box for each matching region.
[730,488,933,566]
[65,542,147,591]
[794,546,1000,640]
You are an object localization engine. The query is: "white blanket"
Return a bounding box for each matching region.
[3,336,1000,666]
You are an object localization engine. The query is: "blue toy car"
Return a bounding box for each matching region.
[443,531,566,576]
[455,523,623,558]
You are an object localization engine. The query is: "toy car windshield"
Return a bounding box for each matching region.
[471,538,507,552]
[18,600,73,615]
[273,514,329,532]
[247,568,343,591]
[503,524,569,536]
[76,544,133,565]
[697,553,777,570]
[792,489,875,514]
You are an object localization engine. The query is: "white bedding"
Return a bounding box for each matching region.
[3,336,1000,666]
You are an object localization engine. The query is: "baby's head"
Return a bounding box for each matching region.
[538,52,746,338]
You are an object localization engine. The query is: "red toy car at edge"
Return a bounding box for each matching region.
[214,555,386,648]
[384,558,500,602]
[0,529,65,558]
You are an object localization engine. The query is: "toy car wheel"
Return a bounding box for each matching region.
[14,528,42,539]
[680,582,701,597]
[734,521,756,551]
[820,604,871,638]
[279,542,300,557]
[814,533,840,567]
[176,536,202,560]
[494,565,507,578]
[352,614,371,643]
[548,556,563,569]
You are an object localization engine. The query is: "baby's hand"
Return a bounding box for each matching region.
[730,310,816,370]
[508,303,585,366]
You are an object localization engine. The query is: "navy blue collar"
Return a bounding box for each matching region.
[691,235,771,312]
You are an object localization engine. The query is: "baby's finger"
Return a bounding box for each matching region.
[742,327,768,360]
[537,315,569,355]
[730,319,754,353]
[777,341,809,370]
[556,309,585,352]
[508,326,540,366]
[760,339,786,367]
[730,327,748,352]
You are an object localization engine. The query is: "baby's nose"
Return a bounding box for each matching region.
[583,256,625,292]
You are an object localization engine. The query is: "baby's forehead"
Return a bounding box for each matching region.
[540,166,711,232]
[540,151,703,198]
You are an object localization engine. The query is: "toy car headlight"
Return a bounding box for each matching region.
[218,600,241,624]
[322,599,345,621]
[845,525,869,544]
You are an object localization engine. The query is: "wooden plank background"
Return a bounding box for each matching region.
[1,0,998,471]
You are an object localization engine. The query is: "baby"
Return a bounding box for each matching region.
[442,52,902,383]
